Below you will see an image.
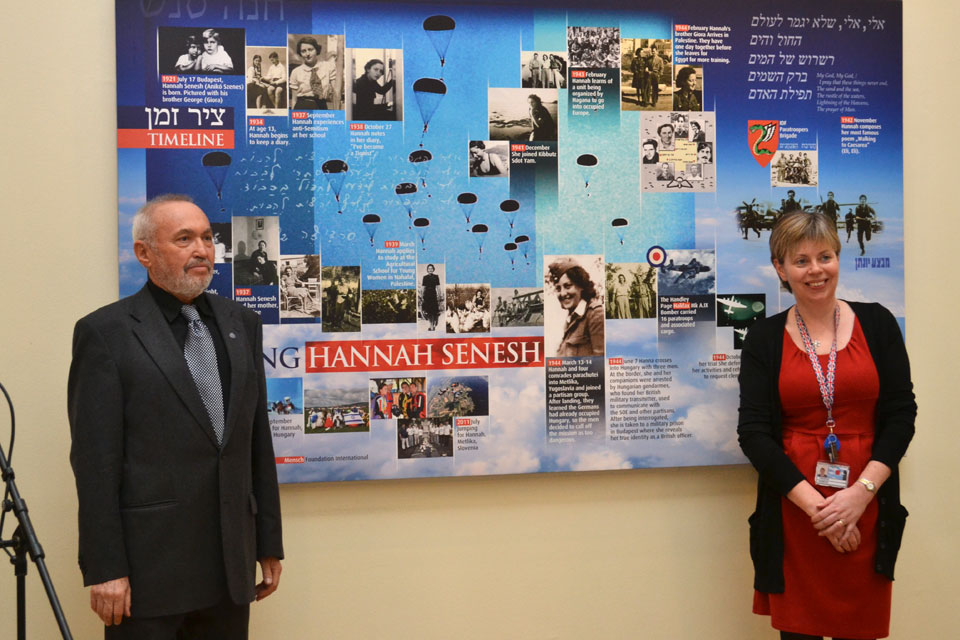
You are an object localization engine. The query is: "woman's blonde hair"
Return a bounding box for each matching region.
[769,210,841,292]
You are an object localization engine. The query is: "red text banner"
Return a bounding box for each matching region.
[305,336,545,373]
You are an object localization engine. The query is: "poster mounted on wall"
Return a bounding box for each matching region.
[116,0,904,482]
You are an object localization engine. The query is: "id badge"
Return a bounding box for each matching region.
[814,460,850,489]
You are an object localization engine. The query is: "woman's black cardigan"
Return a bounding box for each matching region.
[737,301,916,592]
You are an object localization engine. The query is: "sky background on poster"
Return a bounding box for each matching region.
[116,0,904,481]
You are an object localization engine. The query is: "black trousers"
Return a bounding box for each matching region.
[104,598,249,640]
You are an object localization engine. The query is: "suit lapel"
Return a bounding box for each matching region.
[209,294,248,449]
[128,286,221,448]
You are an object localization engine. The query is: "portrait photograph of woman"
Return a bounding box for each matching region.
[544,255,605,358]
[346,47,402,121]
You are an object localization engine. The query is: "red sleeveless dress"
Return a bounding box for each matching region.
[753,318,891,639]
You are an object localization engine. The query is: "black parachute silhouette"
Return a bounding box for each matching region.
[423,15,456,75]
[457,192,477,225]
[413,78,447,147]
[321,159,349,214]
[202,151,232,212]
[611,218,629,245]
[413,217,431,249]
[362,214,381,246]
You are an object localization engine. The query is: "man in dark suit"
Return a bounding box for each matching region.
[68,194,283,638]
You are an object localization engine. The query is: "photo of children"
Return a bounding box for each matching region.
[158,26,243,75]
[245,47,287,115]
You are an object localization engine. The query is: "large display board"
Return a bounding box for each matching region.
[116,0,904,482]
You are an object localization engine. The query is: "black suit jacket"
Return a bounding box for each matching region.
[68,285,283,617]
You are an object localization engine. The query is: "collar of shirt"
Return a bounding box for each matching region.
[146,279,214,324]
[566,299,588,324]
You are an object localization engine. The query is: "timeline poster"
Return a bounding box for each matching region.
[116,0,904,483]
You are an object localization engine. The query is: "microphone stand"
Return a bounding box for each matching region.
[0,383,73,639]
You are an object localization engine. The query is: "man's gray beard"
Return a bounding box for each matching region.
[154,262,214,301]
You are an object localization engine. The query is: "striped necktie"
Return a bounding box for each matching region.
[181,304,225,445]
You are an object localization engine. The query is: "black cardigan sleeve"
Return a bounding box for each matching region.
[737,312,807,496]
[852,302,916,467]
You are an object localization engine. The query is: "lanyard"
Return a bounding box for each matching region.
[795,305,841,462]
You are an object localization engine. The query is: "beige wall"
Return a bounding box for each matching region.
[1,2,957,637]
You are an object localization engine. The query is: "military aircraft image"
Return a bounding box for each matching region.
[734,327,748,341]
[716,294,765,327]
[734,195,883,238]
[660,257,711,279]
[717,296,747,313]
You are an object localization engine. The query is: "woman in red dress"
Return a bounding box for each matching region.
[738,210,916,639]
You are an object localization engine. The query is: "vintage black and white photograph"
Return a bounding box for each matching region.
[605,263,657,319]
[427,376,489,418]
[697,141,714,164]
[656,162,675,181]
[346,47,403,121]
[321,265,361,332]
[468,140,509,178]
[567,26,620,68]
[245,46,287,115]
[212,222,232,263]
[361,288,416,324]
[233,216,279,286]
[491,287,544,327]
[656,250,715,296]
[771,149,819,187]
[716,293,766,350]
[304,385,369,434]
[279,254,321,320]
[688,118,707,142]
[287,33,344,110]
[544,255,605,358]
[521,50,567,88]
[673,65,703,112]
[641,111,717,192]
[445,283,491,333]
[397,418,453,459]
[488,88,558,141]
[620,38,671,110]
[671,113,690,139]
[417,262,445,333]
[158,26,243,75]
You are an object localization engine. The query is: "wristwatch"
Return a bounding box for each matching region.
[858,478,876,493]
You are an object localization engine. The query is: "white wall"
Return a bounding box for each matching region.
[0,1,957,637]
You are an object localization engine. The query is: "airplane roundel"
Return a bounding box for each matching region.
[646,245,666,267]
